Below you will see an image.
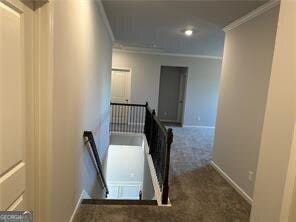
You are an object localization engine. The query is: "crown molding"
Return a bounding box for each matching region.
[113,48,223,60]
[223,0,280,32]
[97,0,115,41]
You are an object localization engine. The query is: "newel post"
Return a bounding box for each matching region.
[162,128,173,205]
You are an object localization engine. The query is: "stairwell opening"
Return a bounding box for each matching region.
[83,102,173,206]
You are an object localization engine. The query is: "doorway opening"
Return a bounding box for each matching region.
[158,66,188,126]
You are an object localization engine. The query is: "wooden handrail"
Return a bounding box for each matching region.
[83,131,109,197]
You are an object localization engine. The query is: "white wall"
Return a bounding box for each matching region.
[106,145,144,182]
[142,153,155,200]
[49,0,112,221]
[213,6,280,199]
[250,0,296,221]
[112,51,222,127]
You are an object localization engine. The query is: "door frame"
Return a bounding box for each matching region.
[111,67,132,104]
[177,70,188,126]
[157,66,188,126]
[33,1,54,222]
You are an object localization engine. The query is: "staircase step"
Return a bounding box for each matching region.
[81,199,158,206]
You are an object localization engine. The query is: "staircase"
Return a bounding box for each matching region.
[82,102,173,206]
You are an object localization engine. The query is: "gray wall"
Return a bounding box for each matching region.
[112,51,222,127]
[213,6,280,199]
[51,0,112,221]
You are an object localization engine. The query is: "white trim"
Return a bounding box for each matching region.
[223,0,280,32]
[97,0,115,41]
[7,195,24,211]
[183,125,215,129]
[33,2,54,222]
[0,162,25,183]
[210,161,253,205]
[113,48,223,60]
[112,67,131,72]
[69,190,90,222]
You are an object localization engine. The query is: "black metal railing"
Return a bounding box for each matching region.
[109,102,173,204]
[144,104,173,205]
[83,131,109,198]
[110,103,146,133]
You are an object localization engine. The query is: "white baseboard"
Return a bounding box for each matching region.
[183,125,215,129]
[210,161,253,205]
[69,190,90,222]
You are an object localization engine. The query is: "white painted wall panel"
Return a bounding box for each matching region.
[0,1,25,176]
[0,163,25,210]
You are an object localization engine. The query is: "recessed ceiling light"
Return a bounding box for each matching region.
[184,29,193,36]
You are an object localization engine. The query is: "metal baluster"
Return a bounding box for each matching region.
[141,107,144,132]
[135,106,138,133]
[121,105,123,132]
[142,107,145,132]
[110,105,112,132]
[139,106,142,133]
[137,106,139,133]
[131,106,134,132]
[125,105,128,132]
[117,105,119,132]
[123,105,126,132]
[113,105,115,132]
[128,106,130,133]
[138,106,141,133]
[116,105,119,132]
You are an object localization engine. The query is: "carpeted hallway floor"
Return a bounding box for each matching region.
[74,127,251,222]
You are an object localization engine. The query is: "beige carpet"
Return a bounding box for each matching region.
[74,127,251,222]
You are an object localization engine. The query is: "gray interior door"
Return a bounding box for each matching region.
[158,66,187,124]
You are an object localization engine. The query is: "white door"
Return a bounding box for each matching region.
[0,0,33,211]
[111,69,131,103]
[111,69,131,124]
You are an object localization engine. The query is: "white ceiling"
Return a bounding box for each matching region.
[102,0,268,57]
